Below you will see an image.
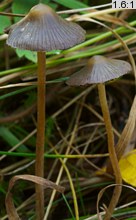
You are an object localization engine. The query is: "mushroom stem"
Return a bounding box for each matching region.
[36,51,46,220]
[97,83,122,220]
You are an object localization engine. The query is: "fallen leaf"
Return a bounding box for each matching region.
[107,96,136,173]
[5,174,65,220]
[119,149,136,187]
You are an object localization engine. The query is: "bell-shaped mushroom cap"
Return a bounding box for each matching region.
[6,3,86,51]
[66,55,132,86]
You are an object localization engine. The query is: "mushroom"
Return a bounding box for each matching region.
[6,3,86,219]
[66,55,132,220]
[6,4,85,51]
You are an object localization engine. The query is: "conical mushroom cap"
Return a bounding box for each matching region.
[66,55,132,86]
[6,3,86,51]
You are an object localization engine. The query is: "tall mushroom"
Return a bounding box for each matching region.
[66,55,132,220]
[6,3,86,219]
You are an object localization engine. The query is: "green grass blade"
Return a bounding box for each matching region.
[62,194,75,220]
[0,126,28,152]
[53,0,88,9]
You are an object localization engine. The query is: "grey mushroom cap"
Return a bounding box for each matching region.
[6,3,86,52]
[66,55,132,86]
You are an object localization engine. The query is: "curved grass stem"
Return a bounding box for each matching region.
[36,51,46,220]
[98,83,122,220]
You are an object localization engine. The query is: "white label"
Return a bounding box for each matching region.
[112,0,136,9]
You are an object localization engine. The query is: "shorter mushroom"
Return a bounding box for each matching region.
[66,55,132,220]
